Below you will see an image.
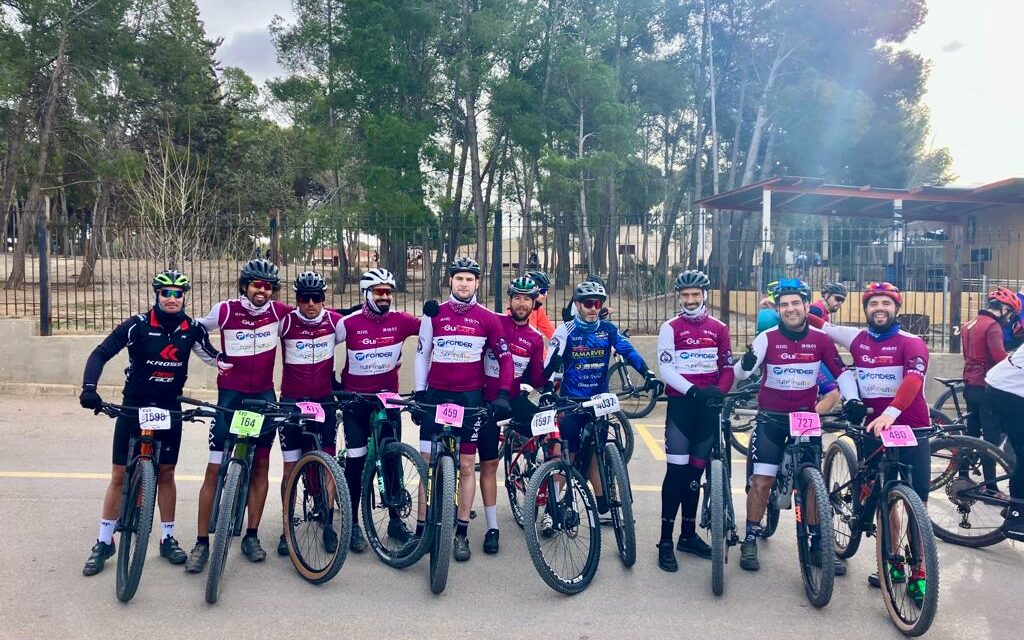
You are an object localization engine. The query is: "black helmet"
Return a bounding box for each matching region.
[821,282,848,297]
[152,269,191,292]
[507,276,540,298]
[293,271,327,296]
[674,270,710,291]
[238,259,280,293]
[585,273,607,287]
[526,270,550,290]
[573,281,607,302]
[449,256,481,277]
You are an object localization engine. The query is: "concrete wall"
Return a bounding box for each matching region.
[0,318,964,401]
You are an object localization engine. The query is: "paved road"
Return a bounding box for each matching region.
[0,395,1019,639]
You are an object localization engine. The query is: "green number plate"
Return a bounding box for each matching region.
[229,410,265,437]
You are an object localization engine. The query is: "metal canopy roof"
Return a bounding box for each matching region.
[695,176,1024,223]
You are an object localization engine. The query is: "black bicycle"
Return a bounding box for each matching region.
[522,392,634,594]
[95,402,213,602]
[823,424,940,636]
[605,327,659,419]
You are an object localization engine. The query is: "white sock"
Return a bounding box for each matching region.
[484,505,498,530]
[98,519,116,544]
[161,522,175,541]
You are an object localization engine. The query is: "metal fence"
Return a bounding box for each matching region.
[2,212,1023,351]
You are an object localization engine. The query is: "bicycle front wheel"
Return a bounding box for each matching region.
[762,489,781,539]
[284,451,352,584]
[115,462,157,603]
[877,483,940,637]
[522,459,601,594]
[607,412,635,465]
[362,442,429,568]
[823,438,862,559]
[607,360,657,419]
[796,467,834,608]
[428,455,456,595]
[928,435,1011,548]
[603,443,635,567]
[206,462,243,604]
[709,459,726,596]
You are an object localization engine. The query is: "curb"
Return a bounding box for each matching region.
[0,382,219,401]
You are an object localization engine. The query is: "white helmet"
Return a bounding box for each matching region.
[360,268,396,291]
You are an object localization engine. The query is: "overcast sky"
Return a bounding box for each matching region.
[197,0,1022,187]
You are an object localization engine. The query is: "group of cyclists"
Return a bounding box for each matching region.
[76,254,1024,604]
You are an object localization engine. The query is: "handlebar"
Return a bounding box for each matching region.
[97,402,216,422]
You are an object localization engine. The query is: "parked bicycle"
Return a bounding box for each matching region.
[605,327,658,419]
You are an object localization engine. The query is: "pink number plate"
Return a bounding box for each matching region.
[881,425,918,447]
[435,403,465,427]
[789,411,822,437]
[295,401,326,423]
[376,392,402,408]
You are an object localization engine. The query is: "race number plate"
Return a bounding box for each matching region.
[531,410,558,436]
[139,407,172,431]
[881,425,918,448]
[295,401,325,423]
[376,392,402,408]
[592,393,620,417]
[435,403,464,427]
[229,410,265,437]
[789,411,822,437]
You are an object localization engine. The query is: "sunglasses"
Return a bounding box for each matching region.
[580,299,603,310]
[249,280,274,291]
[159,289,185,299]
[538,288,549,295]
[832,296,846,303]
[297,294,325,304]
[371,287,393,297]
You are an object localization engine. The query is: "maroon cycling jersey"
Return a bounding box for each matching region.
[740,325,847,413]
[808,300,831,323]
[961,311,1007,387]
[279,309,345,399]
[338,308,421,393]
[198,298,292,393]
[657,314,735,396]
[484,314,546,401]
[413,300,514,394]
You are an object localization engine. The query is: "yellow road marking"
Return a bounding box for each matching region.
[634,423,666,461]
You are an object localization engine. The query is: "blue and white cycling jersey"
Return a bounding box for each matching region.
[546,318,648,398]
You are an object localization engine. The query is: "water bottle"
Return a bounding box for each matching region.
[775,449,795,510]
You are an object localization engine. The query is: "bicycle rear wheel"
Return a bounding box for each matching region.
[607,412,634,465]
[762,489,781,538]
[206,462,243,604]
[928,435,1011,548]
[607,360,657,419]
[709,459,726,596]
[796,467,834,608]
[115,462,157,603]
[362,441,429,568]
[503,429,536,529]
[522,459,600,594]
[603,443,635,567]
[428,455,456,594]
[284,451,352,584]
[823,438,862,559]
[877,483,939,637]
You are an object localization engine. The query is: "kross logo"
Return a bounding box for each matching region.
[159,345,179,361]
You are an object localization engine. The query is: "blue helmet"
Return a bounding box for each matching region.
[772,278,811,303]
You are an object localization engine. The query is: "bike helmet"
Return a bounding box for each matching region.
[821,282,848,298]
[988,286,1022,314]
[861,282,902,307]
[359,268,396,291]
[293,271,327,295]
[449,256,481,277]
[585,274,607,287]
[766,280,779,304]
[239,259,280,291]
[772,278,811,302]
[152,269,191,292]
[507,276,540,298]
[526,270,550,290]
[573,281,607,302]
[674,270,711,291]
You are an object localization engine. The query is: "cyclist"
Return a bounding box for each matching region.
[274,271,347,556]
[546,280,660,513]
[984,344,1024,540]
[336,268,421,553]
[734,278,862,573]
[525,270,556,340]
[961,287,1020,494]
[805,282,932,599]
[809,282,848,322]
[655,270,734,572]
[79,270,227,576]
[756,281,779,334]
[189,259,292,572]
[413,256,514,562]
[561,274,612,322]
[478,276,549,554]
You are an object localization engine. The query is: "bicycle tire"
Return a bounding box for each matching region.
[206,462,243,604]
[931,384,962,416]
[428,455,456,594]
[607,360,657,419]
[603,443,635,567]
[502,429,535,529]
[522,459,600,594]
[928,435,1011,548]
[115,462,157,603]
[823,438,862,559]
[877,483,940,637]
[709,459,725,596]
[796,467,835,608]
[362,441,429,568]
[284,451,352,584]
[929,408,957,434]
[762,491,780,538]
[606,412,634,465]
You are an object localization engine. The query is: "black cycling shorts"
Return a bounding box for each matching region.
[418,388,485,457]
[208,388,277,462]
[112,399,183,466]
[278,395,339,462]
[478,393,539,462]
[341,401,401,458]
[748,412,821,478]
[664,396,719,468]
[860,432,931,503]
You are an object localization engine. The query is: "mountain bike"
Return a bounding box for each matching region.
[605,328,658,419]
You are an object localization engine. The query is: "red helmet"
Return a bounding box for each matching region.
[988,287,1022,314]
[861,282,903,307]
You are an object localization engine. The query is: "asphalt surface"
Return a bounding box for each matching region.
[0,395,1020,639]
